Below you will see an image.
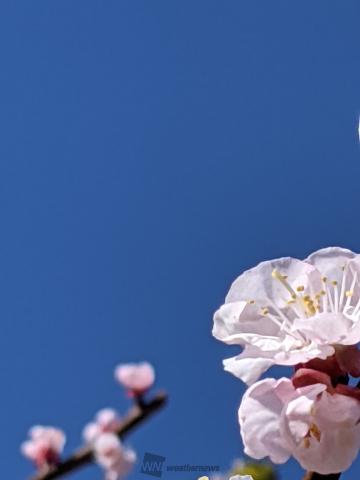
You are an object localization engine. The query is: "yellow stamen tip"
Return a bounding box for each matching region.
[310,423,321,442]
[272,269,281,279]
[303,437,310,449]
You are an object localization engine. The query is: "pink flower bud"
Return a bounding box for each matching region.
[94,433,136,480]
[114,362,155,396]
[83,408,122,444]
[21,426,66,469]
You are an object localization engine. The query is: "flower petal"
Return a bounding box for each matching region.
[305,247,357,277]
[292,313,353,344]
[226,257,319,308]
[223,348,275,385]
[239,378,294,463]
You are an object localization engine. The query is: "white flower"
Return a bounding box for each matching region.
[94,433,136,480]
[83,408,122,443]
[239,377,360,474]
[21,426,66,468]
[213,247,360,384]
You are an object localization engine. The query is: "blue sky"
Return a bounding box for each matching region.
[1,1,360,479]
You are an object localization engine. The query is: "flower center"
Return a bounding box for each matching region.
[303,423,321,448]
[271,266,360,319]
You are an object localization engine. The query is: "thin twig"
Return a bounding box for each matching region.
[29,391,168,480]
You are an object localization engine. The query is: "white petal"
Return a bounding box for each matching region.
[294,426,360,474]
[288,388,360,474]
[284,385,326,445]
[273,342,334,365]
[305,247,356,279]
[226,257,318,307]
[315,391,360,429]
[83,422,100,443]
[239,378,293,463]
[213,301,279,343]
[224,348,275,385]
[292,312,353,344]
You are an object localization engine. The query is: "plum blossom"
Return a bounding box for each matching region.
[239,377,360,474]
[83,408,122,443]
[115,362,155,396]
[213,247,360,384]
[94,433,136,480]
[21,426,66,469]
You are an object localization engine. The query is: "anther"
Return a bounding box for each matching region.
[310,424,321,442]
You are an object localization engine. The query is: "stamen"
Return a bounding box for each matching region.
[309,423,321,442]
[344,270,358,312]
[267,300,307,340]
[320,278,329,312]
[303,297,316,316]
[339,266,348,310]
[272,269,297,299]
[303,437,310,449]
[333,281,339,312]
[325,283,335,312]
[353,296,360,317]
[260,306,286,331]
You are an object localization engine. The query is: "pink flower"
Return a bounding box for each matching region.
[114,362,155,396]
[83,408,122,443]
[239,377,360,474]
[94,433,136,480]
[21,426,66,469]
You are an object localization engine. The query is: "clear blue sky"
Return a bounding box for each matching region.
[1,1,360,479]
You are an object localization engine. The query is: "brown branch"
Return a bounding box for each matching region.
[29,391,168,480]
[303,472,341,480]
